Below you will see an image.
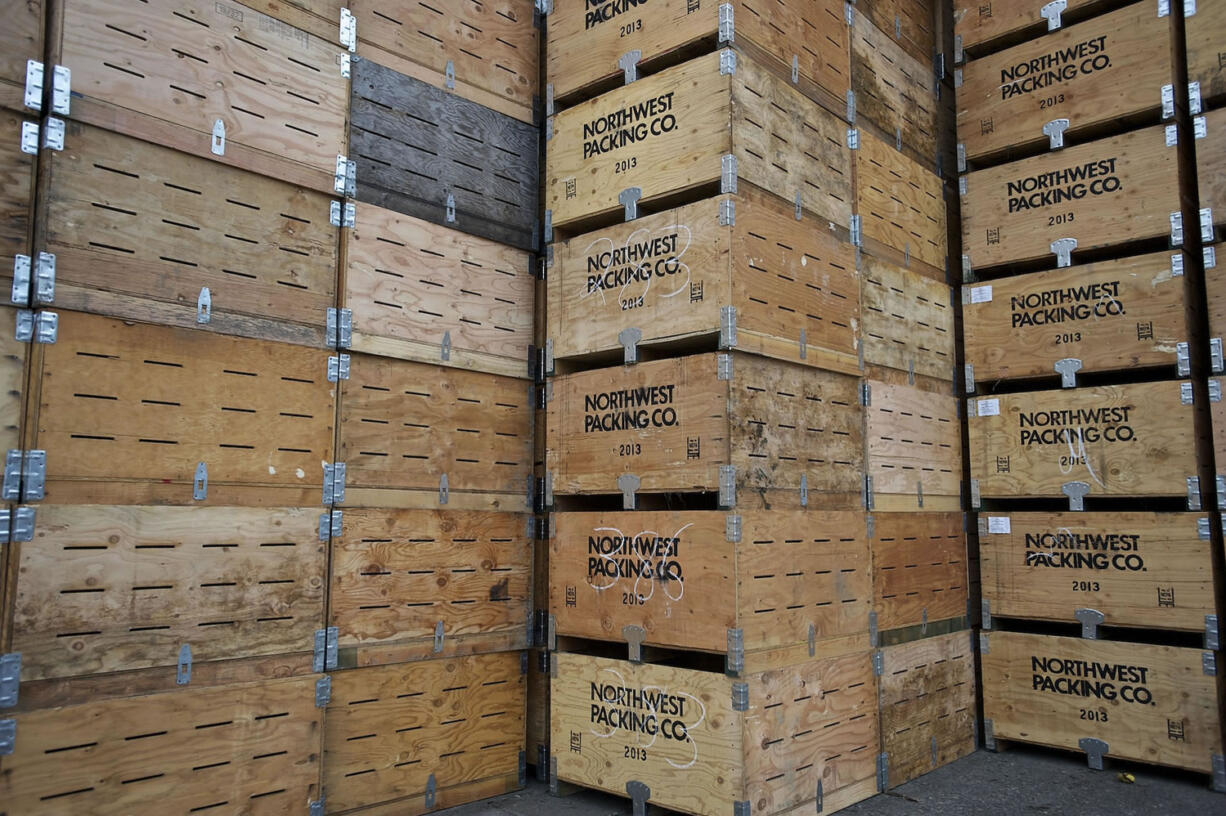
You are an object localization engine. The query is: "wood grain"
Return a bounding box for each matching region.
[857,0,936,65]
[232,0,343,41]
[865,381,961,510]
[855,128,945,271]
[981,632,1222,772]
[851,10,938,161]
[11,505,324,681]
[860,254,954,381]
[967,381,1198,500]
[1197,108,1226,241]
[325,653,525,813]
[0,675,323,814]
[979,511,1215,631]
[963,251,1186,381]
[0,0,42,113]
[871,512,967,631]
[1186,1,1226,108]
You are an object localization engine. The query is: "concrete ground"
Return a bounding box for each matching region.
[438,746,1222,816]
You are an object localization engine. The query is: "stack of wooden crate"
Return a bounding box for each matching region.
[538,2,971,813]
[956,0,1225,787]
[0,1,540,814]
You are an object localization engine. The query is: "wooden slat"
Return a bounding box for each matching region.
[330,509,531,664]
[343,202,535,378]
[1186,1,1226,110]
[962,123,1179,270]
[349,57,540,252]
[857,0,937,65]
[1197,108,1226,244]
[861,255,954,380]
[349,0,539,125]
[981,632,1222,773]
[871,512,967,631]
[0,675,323,814]
[865,381,961,510]
[962,251,1187,382]
[967,381,1198,500]
[0,304,28,455]
[324,653,525,814]
[233,0,344,42]
[31,312,335,504]
[0,109,36,280]
[953,0,1115,55]
[851,9,939,162]
[979,511,1214,631]
[0,0,42,114]
[338,352,533,506]
[56,0,349,192]
[879,631,976,788]
[44,122,336,346]
[855,128,946,273]
[956,3,1174,162]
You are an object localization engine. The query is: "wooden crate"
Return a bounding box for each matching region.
[549,510,871,672]
[967,381,1199,503]
[330,509,531,667]
[861,255,954,382]
[546,188,860,374]
[545,50,852,237]
[42,122,338,347]
[981,631,1222,774]
[0,0,41,114]
[854,127,947,274]
[1,109,37,287]
[871,512,967,633]
[234,0,344,44]
[953,0,1118,57]
[963,251,1188,383]
[851,8,939,166]
[545,352,864,509]
[857,0,937,66]
[550,649,879,816]
[979,511,1216,632]
[962,122,1179,271]
[348,0,538,125]
[27,311,334,506]
[1197,108,1226,244]
[337,352,533,510]
[1183,0,1225,110]
[0,675,323,814]
[8,505,324,682]
[956,3,1175,164]
[342,202,535,378]
[350,57,540,252]
[51,0,350,194]
[878,631,976,789]
[324,653,525,815]
[545,0,850,115]
[865,381,961,511]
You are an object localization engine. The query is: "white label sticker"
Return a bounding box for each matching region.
[977,398,1000,416]
[970,285,993,303]
[986,516,1011,534]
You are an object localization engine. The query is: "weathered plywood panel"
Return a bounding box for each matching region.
[57,0,350,192]
[546,0,850,112]
[549,510,870,669]
[957,3,1174,162]
[325,653,525,814]
[12,505,324,681]
[0,675,323,814]
[350,57,539,251]
[871,512,967,631]
[338,352,533,508]
[344,203,535,377]
[979,511,1215,632]
[879,631,976,788]
[546,51,851,234]
[32,312,335,504]
[233,0,343,41]
[865,381,961,510]
[1186,1,1226,109]
[967,381,1197,501]
[547,188,859,374]
[349,0,539,124]
[953,0,1112,55]
[857,0,936,65]
[855,129,946,271]
[1197,108,1226,244]
[963,251,1187,382]
[0,305,28,454]
[981,632,1222,773]
[331,509,531,665]
[0,0,42,114]
[962,123,1179,270]
[861,255,954,380]
[851,10,938,161]
[0,109,36,280]
[45,122,337,346]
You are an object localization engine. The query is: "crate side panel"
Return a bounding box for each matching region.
[861,256,955,380]
[855,130,946,270]
[872,512,967,631]
[865,381,962,507]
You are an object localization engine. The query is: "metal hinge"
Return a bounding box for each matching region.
[627,781,650,816]
[340,52,351,79]
[869,611,878,646]
[192,461,208,501]
[846,128,860,150]
[444,59,455,90]
[619,187,642,221]
[544,210,553,244]
[1162,84,1176,119]
[309,797,325,816]
[800,473,809,507]
[863,475,874,510]
[1079,738,1108,770]
[24,59,43,111]
[954,34,964,64]
[1206,615,1220,650]
[1212,755,1225,793]
[860,382,871,406]
[313,626,339,672]
[1043,118,1069,150]
[196,287,211,324]
[1166,123,1179,147]
[0,653,20,708]
[1041,0,1067,29]
[850,215,862,245]
[315,675,332,706]
[717,353,733,381]
[1205,652,1217,676]
[846,89,856,123]
[211,119,226,155]
[872,651,883,676]
[1075,608,1104,639]
[19,121,38,155]
[177,643,192,685]
[623,625,646,662]
[0,719,14,756]
[1199,517,1212,541]
[327,354,351,382]
[720,49,737,76]
[1195,115,1207,140]
[1201,208,1214,243]
[721,154,737,193]
[726,514,742,543]
[1050,237,1077,268]
[876,753,889,791]
[319,510,342,541]
[330,201,355,228]
[339,8,357,51]
[445,192,456,224]
[718,2,734,42]
[323,462,347,505]
[0,506,35,545]
[1210,338,1223,373]
[726,628,745,676]
[333,154,356,197]
[720,305,737,348]
[434,620,445,652]
[1063,480,1089,511]
[51,65,70,115]
[1,450,46,502]
[719,199,735,226]
[42,118,64,151]
[326,307,352,349]
[1171,211,1184,245]
[1210,380,1221,403]
[15,310,57,344]
[1055,358,1081,388]
[618,473,640,510]
[731,681,748,711]
[719,465,736,508]
[1188,476,1202,510]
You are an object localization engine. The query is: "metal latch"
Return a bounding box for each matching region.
[1079,737,1109,770]
[1062,481,1089,511]
[1075,608,1105,639]
[433,620,445,652]
[618,473,640,511]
